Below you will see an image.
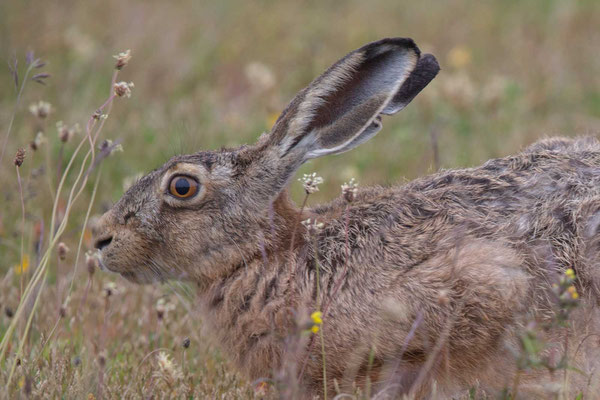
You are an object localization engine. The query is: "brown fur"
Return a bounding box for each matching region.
[93,38,600,398]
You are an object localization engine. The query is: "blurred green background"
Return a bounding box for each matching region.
[2,0,599,208]
[1,1,599,397]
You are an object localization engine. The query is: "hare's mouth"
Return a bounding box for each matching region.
[97,252,157,284]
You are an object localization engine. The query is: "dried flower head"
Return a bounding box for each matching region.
[57,242,69,260]
[99,139,124,155]
[92,109,107,120]
[103,281,119,298]
[113,81,134,98]
[154,351,184,386]
[341,178,358,203]
[29,131,46,151]
[182,337,191,349]
[57,121,81,143]
[14,148,26,167]
[113,49,132,70]
[302,218,324,235]
[156,298,176,321]
[299,172,324,194]
[85,251,97,275]
[29,101,51,119]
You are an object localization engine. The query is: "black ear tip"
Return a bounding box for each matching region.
[361,37,421,59]
[419,54,441,77]
[382,52,440,115]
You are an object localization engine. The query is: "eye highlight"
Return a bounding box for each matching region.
[168,175,199,199]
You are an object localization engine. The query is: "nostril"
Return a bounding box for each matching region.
[94,235,113,250]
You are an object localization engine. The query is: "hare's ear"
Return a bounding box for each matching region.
[267,38,439,162]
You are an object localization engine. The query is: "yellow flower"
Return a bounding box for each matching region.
[565,268,575,279]
[567,285,579,299]
[311,311,323,325]
[14,255,30,275]
[310,311,323,333]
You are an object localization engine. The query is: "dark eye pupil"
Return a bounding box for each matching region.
[175,178,190,195]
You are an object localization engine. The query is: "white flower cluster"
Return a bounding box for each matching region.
[299,172,324,194]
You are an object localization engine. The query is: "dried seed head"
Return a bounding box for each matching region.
[341,178,358,203]
[59,306,67,318]
[182,337,191,349]
[29,131,46,151]
[57,121,80,143]
[98,139,124,155]
[57,242,69,260]
[113,49,131,70]
[92,109,106,120]
[113,81,134,98]
[29,101,51,119]
[154,352,183,384]
[156,298,176,321]
[85,251,97,276]
[98,352,106,368]
[302,218,324,235]
[14,148,26,167]
[103,282,119,298]
[299,172,324,194]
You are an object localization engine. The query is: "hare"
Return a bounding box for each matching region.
[93,38,600,398]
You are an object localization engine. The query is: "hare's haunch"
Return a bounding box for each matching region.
[93,38,600,397]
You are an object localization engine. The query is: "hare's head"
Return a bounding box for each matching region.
[93,38,439,284]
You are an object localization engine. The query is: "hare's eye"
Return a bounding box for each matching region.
[168,176,198,199]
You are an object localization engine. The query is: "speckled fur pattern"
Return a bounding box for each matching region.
[93,38,600,398]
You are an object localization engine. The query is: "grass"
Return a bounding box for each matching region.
[1,0,599,398]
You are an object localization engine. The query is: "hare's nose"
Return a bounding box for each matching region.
[94,235,113,250]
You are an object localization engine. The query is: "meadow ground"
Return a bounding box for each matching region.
[1,0,600,398]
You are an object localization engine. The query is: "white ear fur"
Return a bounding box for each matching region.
[268,38,439,164]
